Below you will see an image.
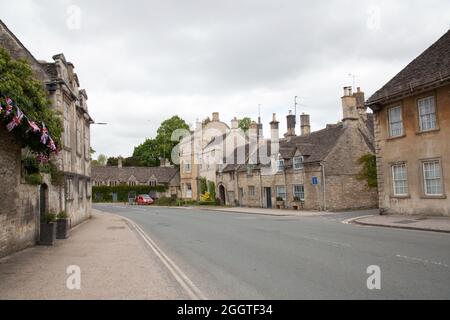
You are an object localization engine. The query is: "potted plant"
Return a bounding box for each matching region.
[292,197,305,210]
[56,211,70,239]
[276,197,285,209]
[40,212,57,245]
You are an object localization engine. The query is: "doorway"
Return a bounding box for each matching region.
[219,185,226,205]
[264,187,272,208]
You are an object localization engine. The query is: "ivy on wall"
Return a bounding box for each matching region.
[357,154,378,188]
[0,48,62,156]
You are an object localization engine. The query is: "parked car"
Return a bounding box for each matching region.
[135,194,154,205]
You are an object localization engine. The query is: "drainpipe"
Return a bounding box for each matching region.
[320,162,327,211]
[259,170,263,208]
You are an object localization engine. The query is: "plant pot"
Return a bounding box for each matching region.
[56,218,70,239]
[292,201,304,210]
[39,222,56,245]
[276,200,285,209]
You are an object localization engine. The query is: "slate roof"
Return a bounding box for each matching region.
[367,30,450,107]
[91,166,179,185]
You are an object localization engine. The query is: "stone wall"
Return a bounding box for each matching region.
[0,128,39,258]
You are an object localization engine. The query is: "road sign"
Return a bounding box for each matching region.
[312,176,319,185]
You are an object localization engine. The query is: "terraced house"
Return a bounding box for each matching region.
[366,30,450,216]
[217,88,378,211]
[0,21,93,257]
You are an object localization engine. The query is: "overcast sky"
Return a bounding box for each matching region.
[1,0,449,157]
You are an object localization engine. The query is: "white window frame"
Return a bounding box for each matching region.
[388,106,404,138]
[392,163,408,196]
[418,96,437,132]
[293,156,304,170]
[293,184,305,201]
[277,159,285,172]
[276,186,286,200]
[248,186,256,197]
[422,160,443,196]
[184,162,191,173]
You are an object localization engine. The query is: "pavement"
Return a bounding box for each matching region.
[352,214,450,233]
[0,210,188,300]
[93,204,450,299]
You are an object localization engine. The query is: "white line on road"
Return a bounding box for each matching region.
[118,215,206,300]
[395,254,450,269]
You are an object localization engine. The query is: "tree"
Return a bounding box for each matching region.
[132,139,161,167]
[97,154,107,166]
[0,48,62,155]
[238,117,252,133]
[155,116,189,164]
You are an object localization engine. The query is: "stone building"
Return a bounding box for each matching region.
[0,20,92,258]
[178,112,229,200]
[91,161,180,199]
[216,88,378,211]
[366,30,450,216]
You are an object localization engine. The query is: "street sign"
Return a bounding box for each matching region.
[312,176,319,185]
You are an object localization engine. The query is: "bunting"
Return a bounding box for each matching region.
[0,96,59,155]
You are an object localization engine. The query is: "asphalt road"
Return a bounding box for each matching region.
[94,204,450,299]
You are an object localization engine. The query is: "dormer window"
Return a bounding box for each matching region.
[276,156,285,171]
[293,156,304,170]
[149,179,157,187]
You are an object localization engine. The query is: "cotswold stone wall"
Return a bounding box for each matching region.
[0,128,39,258]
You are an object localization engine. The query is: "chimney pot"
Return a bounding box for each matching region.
[300,113,311,136]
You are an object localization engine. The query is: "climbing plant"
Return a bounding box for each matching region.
[357,154,378,188]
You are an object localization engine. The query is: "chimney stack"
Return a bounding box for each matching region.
[231,117,239,130]
[354,87,367,121]
[300,113,311,136]
[257,116,263,139]
[270,113,279,157]
[285,110,296,137]
[341,86,358,127]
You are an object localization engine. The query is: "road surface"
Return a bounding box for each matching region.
[94,204,450,299]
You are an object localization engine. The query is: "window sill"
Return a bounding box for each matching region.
[386,134,406,141]
[421,195,447,199]
[390,195,411,199]
[416,128,440,135]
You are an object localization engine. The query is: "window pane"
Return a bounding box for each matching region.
[418,97,436,131]
[392,164,408,196]
[389,106,403,137]
[423,161,442,195]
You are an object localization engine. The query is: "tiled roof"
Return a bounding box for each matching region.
[91,166,179,185]
[367,30,450,106]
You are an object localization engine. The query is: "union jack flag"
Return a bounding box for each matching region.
[6,107,24,132]
[5,97,13,116]
[48,137,57,152]
[28,120,41,133]
[40,122,49,145]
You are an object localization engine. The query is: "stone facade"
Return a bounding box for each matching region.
[193,89,378,211]
[367,30,450,216]
[0,20,92,257]
[179,112,229,200]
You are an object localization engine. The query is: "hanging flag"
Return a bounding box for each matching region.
[40,122,49,144]
[5,97,13,116]
[28,120,41,133]
[48,136,57,152]
[6,107,24,132]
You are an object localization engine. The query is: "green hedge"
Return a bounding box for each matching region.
[92,185,167,202]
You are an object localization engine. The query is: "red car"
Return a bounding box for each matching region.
[135,194,154,205]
